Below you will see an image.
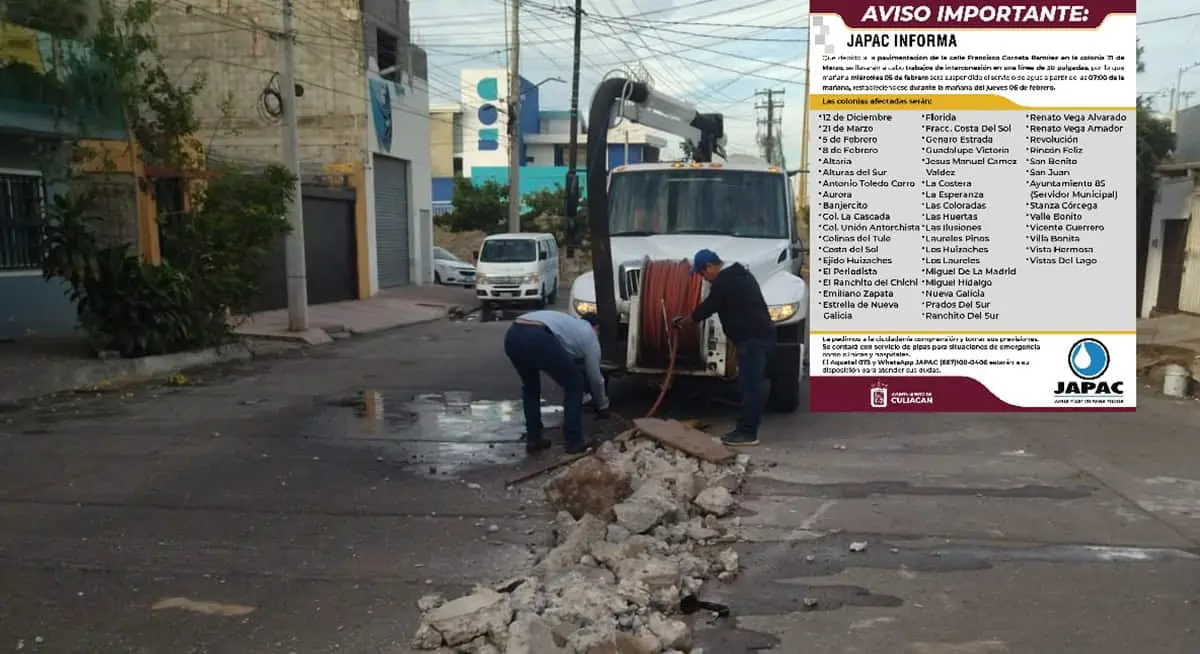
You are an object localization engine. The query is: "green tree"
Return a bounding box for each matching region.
[1136,40,1174,194]
[679,139,695,160]
[437,177,508,233]
[520,184,588,244]
[36,0,295,357]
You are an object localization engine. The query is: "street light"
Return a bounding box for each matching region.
[508,76,566,232]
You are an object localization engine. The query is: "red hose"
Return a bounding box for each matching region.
[637,259,703,417]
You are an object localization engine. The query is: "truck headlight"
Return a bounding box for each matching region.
[768,302,799,322]
[524,273,541,285]
[574,299,597,315]
[475,274,489,284]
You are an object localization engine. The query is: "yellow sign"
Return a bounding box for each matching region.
[0,22,44,71]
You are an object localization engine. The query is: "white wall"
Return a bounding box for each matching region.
[1141,178,1193,318]
[459,69,512,176]
[367,68,434,287]
[525,143,556,166]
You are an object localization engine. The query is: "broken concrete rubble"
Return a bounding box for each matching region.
[410,429,750,653]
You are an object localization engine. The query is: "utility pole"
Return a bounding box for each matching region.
[280,0,307,330]
[798,66,811,212]
[506,0,522,232]
[755,88,785,165]
[563,0,584,247]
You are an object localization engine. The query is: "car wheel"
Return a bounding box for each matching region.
[434,271,442,284]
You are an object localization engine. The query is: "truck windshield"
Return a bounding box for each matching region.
[608,169,790,239]
[479,239,536,262]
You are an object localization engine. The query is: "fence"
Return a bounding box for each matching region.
[432,201,453,217]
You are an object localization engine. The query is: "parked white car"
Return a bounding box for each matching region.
[432,247,476,286]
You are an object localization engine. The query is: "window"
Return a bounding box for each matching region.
[0,172,46,272]
[479,238,536,263]
[433,247,458,261]
[452,157,463,176]
[608,169,789,239]
[376,29,402,82]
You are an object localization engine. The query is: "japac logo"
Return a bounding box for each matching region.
[1054,338,1124,397]
[870,382,888,408]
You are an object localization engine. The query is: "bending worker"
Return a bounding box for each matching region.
[673,249,774,447]
[504,310,610,455]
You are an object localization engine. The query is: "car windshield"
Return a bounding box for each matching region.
[608,169,790,239]
[433,247,459,261]
[479,239,536,263]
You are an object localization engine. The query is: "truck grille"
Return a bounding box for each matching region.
[489,275,523,286]
[619,267,641,299]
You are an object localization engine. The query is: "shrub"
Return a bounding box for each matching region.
[42,165,294,357]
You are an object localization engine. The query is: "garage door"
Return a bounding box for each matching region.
[374,155,411,287]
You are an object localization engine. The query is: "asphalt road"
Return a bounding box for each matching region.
[1,317,1198,653]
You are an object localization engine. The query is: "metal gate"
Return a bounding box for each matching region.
[373,155,411,287]
[252,185,359,312]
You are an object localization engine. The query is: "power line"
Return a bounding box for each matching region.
[1139,11,1200,26]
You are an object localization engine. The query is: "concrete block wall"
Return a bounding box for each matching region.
[152,2,369,167]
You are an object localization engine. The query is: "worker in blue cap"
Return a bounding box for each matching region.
[672,249,775,446]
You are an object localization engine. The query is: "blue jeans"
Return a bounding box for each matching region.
[504,323,585,449]
[736,338,775,436]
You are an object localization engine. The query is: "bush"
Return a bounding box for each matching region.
[42,165,294,357]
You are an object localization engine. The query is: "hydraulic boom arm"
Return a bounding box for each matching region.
[580,78,727,363]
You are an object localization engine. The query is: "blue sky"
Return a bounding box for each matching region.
[411,0,1199,165]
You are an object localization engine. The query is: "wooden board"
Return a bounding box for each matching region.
[632,418,737,463]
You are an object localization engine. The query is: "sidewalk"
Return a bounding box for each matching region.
[1137,313,1200,389]
[235,285,479,344]
[0,285,477,406]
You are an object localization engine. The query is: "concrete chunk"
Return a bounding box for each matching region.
[424,588,512,647]
[506,615,569,654]
[694,486,736,516]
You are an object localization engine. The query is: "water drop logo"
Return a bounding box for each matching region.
[1067,338,1109,380]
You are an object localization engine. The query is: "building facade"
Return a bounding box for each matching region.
[0,10,157,340]
[430,69,665,212]
[153,0,434,294]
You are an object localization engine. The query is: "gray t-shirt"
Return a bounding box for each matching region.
[519,310,609,409]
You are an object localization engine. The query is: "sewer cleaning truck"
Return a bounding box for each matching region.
[564,78,808,412]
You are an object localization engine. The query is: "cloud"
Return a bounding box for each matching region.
[411,0,809,154]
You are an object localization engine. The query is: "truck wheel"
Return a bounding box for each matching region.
[767,327,803,413]
[479,302,496,322]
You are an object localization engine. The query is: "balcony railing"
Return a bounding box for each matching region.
[0,21,125,137]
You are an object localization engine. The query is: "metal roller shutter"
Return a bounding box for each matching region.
[374,155,411,287]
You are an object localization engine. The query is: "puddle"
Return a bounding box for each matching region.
[305,390,564,478]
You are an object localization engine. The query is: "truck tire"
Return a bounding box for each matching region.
[479,302,496,322]
[767,323,804,413]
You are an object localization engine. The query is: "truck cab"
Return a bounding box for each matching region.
[568,159,809,411]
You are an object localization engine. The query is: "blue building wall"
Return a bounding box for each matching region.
[0,142,77,340]
[432,176,455,203]
[471,166,589,209]
[608,144,645,167]
[518,77,540,166]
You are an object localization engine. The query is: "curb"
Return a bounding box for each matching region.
[0,343,253,407]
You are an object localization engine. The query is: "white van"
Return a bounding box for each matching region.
[474,232,560,318]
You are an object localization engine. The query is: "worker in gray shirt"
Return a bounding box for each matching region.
[504,310,610,454]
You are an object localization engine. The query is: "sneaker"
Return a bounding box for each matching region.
[525,438,552,454]
[721,431,759,447]
[564,439,599,455]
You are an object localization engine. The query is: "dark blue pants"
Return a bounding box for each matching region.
[504,323,584,449]
[735,338,775,436]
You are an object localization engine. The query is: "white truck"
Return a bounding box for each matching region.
[564,79,809,412]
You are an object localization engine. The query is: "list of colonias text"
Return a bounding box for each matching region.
[809,107,1125,330]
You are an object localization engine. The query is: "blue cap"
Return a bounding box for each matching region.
[691,249,720,274]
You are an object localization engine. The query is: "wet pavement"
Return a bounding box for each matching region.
[0,317,1199,652]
